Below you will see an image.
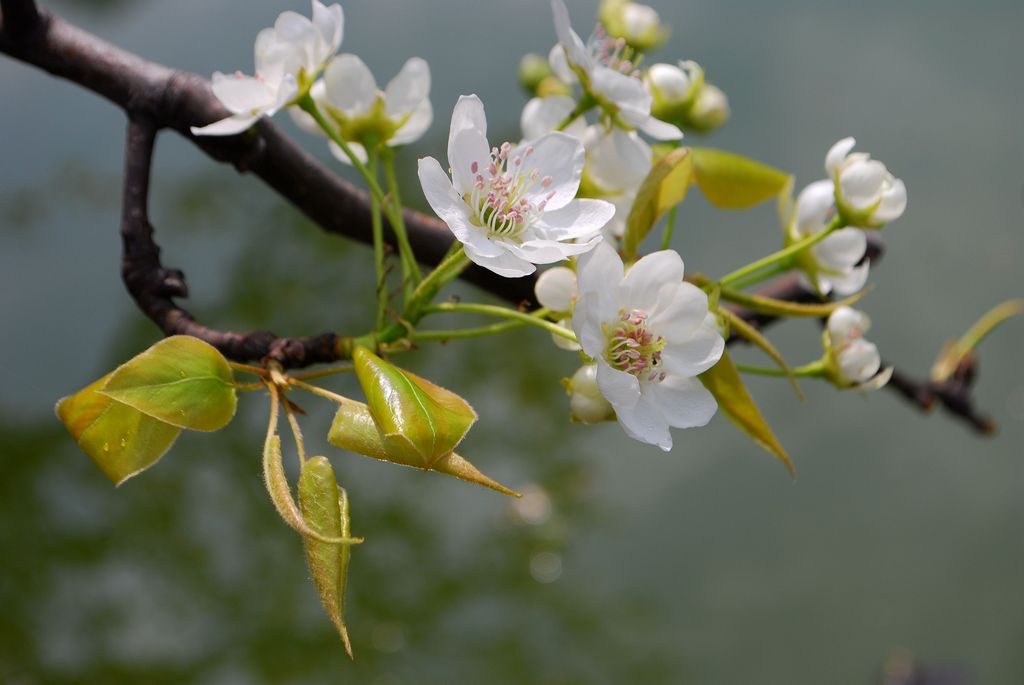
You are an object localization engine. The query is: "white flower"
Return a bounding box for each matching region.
[520,95,588,141]
[825,306,891,390]
[573,242,723,450]
[192,1,343,136]
[568,364,616,424]
[418,95,615,278]
[788,179,869,296]
[290,54,432,164]
[825,137,907,228]
[550,0,682,141]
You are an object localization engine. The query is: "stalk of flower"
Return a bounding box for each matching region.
[191,0,343,136]
[826,137,907,228]
[550,0,682,141]
[787,179,870,296]
[822,306,892,390]
[572,242,724,450]
[418,95,615,278]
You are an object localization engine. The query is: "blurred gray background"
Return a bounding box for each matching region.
[1,0,1022,683]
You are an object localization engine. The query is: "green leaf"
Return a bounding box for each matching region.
[931,299,1024,383]
[353,346,476,465]
[690,147,792,209]
[623,147,692,259]
[56,373,181,486]
[699,351,795,477]
[717,308,803,400]
[99,336,237,432]
[299,456,356,658]
[328,399,519,497]
[717,286,868,318]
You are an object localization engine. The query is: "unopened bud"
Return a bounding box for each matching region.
[688,83,730,133]
[519,53,555,96]
[568,365,616,424]
[599,0,669,51]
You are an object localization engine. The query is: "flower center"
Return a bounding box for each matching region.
[588,24,642,78]
[465,143,555,240]
[603,308,666,382]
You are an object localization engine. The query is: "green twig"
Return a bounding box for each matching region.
[382,151,422,290]
[423,302,577,343]
[718,216,843,289]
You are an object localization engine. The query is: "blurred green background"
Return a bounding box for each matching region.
[2,0,1022,683]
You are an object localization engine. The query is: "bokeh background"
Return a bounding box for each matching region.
[2,0,1023,683]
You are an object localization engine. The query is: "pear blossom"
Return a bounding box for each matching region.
[550,0,682,141]
[645,61,702,117]
[418,95,615,278]
[788,179,870,296]
[573,242,723,450]
[535,266,582,351]
[290,54,432,164]
[824,306,892,390]
[192,1,343,136]
[688,83,730,132]
[568,364,616,424]
[825,137,907,228]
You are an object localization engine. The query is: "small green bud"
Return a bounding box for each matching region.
[519,53,555,95]
[567,365,616,424]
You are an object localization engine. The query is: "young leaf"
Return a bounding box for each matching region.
[299,456,355,658]
[622,147,693,259]
[100,335,237,432]
[718,286,867,318]
[328,399,520,497]
[690,147,792,209]
[699,351,795,477]
[931,299,1024,383]
[717,308,803,400]
[56,373,181,486]
[353,346,477,465]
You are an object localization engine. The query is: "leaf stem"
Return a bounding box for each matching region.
[289,364,355,382]
[368,151,387,330]
[718,216,843,289]
[660,205,678,251]
[299,95,385,201]
[413,308,553,341]
[422,302,577,343]
[291,378,349,405]
[284,400,308,466]
[229,361,267,377]
[381,151,422,290]
[736,361,826,378]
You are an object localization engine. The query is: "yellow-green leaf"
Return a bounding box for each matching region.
[699,351,795,477]
[717,308,803,400]
[622,147,693,259]
[299,456,356,658]
[56,373,181,486]
[690,147,792,209]
[718,286,868,318]
[328,399,519,497]
[353,346,476,465]
[99,336,237,432]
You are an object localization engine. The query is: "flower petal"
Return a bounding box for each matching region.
[547,44,578,84]
[551,0,590,70]
[825,136,856,176]
[597,359,642,410]
[323,53,377,116]
[514,132,584,211]
[614,390,672,450]
[874,178,907,224]
[638,116,683,141]
[590,67,651,125]
[824,260,870,296]
[328,139,367,166]
[648,282,709,340]
[532,198,615,241]
[620,250,685,312]
[463,244,536,277]
[661,322,725,377]
[840,160,886,209]
[649,375,718,429]
[520,95,579,141]
[448,128,491,195]
[385,57,430,117]
[190,113,260,136]
[210,72,274,114]
[311,1,344,59]
[586,126,652,193]
[815,227,867,268]
[390,97,433,146]
[827,305,871,344]
[837,339,881,384]
[794,179,835,236]
[535,267,578,312]
[448,94,487,165]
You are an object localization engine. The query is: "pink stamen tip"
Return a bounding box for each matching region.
[541,176,553,188]
[471,161,479,174]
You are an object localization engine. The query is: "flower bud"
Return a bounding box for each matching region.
[519,53,555,95]
[567,365,616,424]
[645,61,703,124]
[822,306,891,390]
[535,266,578,313]
[825,137,907,229]
[687,83,730,133]
[599,0,669,51]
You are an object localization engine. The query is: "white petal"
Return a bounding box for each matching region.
[547,43,578,84]
[535,267,578,312]
[615,390,672,450]
[837,339,881,384]
[620,250,685,312]
[521,95,578,141]
[322,54,377,116]
[532,198,615,241]
[648,281,709,340]
[661,323,725,377]
[515,132,584,211]
[190,113,260,136]
[646,63,690,103]
[591,67,651,124]
[417,156,475,240]
[827,305,871,344]
[448,94,487,159]
[586,127,652,193]
[390,97,433,146]
[597,359,642,410]
[873,178,907,224]
[815,227,867,268]
[510,236,598,264]
[311,1,344,59]
[638,116,684,141]
[551,0,590,70]
[448,128,491,195]
[328,139,367,166]
[794,179,835,236]
[825,136,856,176]
[210,72,274,114]
[840,160,886,209]
[858,366,893,391]
[825,260,870,296]
[287,80,328,136]
[650,375,718,429]
[574,242,624,356]
[463,245,535,277]
[273,11,316,62]
[385,57,430,117]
